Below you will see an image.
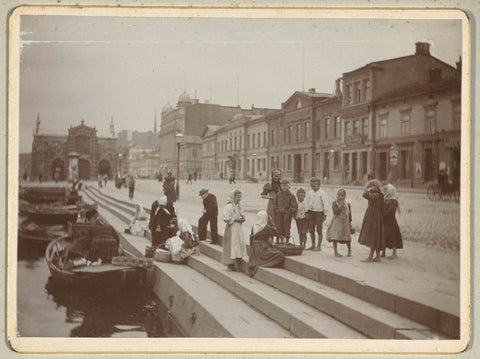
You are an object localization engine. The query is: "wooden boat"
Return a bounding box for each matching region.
[19,202,98,225]
[20,185,82,205]
[18,217,67,244]
[45,238,142,290]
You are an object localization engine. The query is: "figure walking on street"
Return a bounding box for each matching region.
[229,173,236,184]
[163,171,176,203]
[305,177,329,251]
[198,188,219,244]
[358,179,385,262]
[186,173,193,184]
[103,174,108,188]
[128,175,135,200]
[221,189,247,272]
[382,184,403,259]
[326,188,352,257]
[273,179,297,244]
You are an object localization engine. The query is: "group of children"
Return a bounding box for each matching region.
[268,177,402,260]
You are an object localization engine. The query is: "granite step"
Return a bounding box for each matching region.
[82,192,295,338]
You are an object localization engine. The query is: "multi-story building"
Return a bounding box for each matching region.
[129,148,161,179]
[201,125,221,179]
[31,118,122,181]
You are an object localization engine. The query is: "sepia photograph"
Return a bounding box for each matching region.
[7,6,470,354]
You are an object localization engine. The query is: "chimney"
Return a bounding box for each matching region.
[415,42,431,56]
[308,88,316,93]
[335,79,342,97]
[429,68,442,82]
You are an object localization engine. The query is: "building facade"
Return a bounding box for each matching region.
[31,119,123,181]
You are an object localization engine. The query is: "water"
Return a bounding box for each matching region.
[17,241,184,338]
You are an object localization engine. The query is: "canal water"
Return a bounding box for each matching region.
[17,241,184,338]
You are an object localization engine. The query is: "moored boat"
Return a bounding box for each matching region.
[19,202,98,225]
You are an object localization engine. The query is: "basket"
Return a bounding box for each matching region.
[273,243,304,256]
[154,247,171,262]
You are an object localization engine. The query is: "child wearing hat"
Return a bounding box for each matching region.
[273,179,298,244]
[198,188,219,245]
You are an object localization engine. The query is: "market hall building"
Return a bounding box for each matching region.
[31,119,122,181]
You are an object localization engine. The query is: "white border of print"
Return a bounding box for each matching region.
[7,5,471,354]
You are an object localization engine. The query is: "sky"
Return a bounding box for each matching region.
[18,15,462,153]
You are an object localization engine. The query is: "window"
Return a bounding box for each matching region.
[239,136,242,149]
[316,153,321,170]
[296,123,301,142]
[346,121,352,136]
[346,84,353,104]
[335,116,341,137]
[271,129,275,146]
[304,154,309,170]
[247,135,250,149]
[296,100,302,109]
[263,159,266,171]
[362,118,369,136]
[263,131,267,147]
[271,156,275,169]
[288,125,293,143]
[453,102,461,130]
[234,137,237,150]
[325,117,331,139]
[316,120,321,139]
[305,122,310,140]
[425,108,436,134]
[283,155,286,170]
[354,82,361,103]
[229,138,232,150]
[193,149,197,158]
[258,133,261,148]
[247,159,250,171]
[287,154,292,170]
[401,111,411,136]
[252,134,256,148]
[363,79,371,101]
[379,114,388,138]
[353,120,360,135]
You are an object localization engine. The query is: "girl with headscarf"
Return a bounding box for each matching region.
[247,210,284,277]
[326,188,352,257]
[358,179,386,262]
[221,189,247,271]
[126,202,150,236]
[382,184,403,259]
[150,196,176,247]
[261,170,282,228]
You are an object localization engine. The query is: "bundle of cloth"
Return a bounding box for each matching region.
[165,218,199,262]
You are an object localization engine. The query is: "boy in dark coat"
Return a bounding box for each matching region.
[198,188,219,244]
[273,179,298,244]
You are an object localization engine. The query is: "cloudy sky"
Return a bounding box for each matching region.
[18,15,462,153]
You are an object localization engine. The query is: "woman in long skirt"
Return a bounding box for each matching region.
[261,170,282,227]
[222,189,247,271]
[247,210,284,276]
[358,180,385,262]
[382,184,403,259]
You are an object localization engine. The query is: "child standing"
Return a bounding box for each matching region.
[273,179,298,244]
[222,189,247,271]
[295,188,308,247]
[326,188,352,257]
[382,184,403,259]
[305,177,329,251]
[358,180,385,262]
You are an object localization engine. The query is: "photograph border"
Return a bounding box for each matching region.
[7,5,471,354]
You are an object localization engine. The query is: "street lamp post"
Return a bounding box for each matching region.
[118,153,123,175]
[176,132,184,200]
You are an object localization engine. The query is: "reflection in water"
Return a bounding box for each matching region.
[18,241,184,338]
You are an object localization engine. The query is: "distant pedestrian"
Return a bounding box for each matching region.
[158,172,163,182]
[326,188,352,257]
[54,171,59,183]
[382,184,403,259]
[358,179,385,262]
[273,179,297,244]
[39,173,43,183]
[198,188,219,244]
[220,172,223,180]
[295,188,308,247]
[229,173,236,184]
[103,174,108,187]
[78,179,83,191]
[128,175,136,200]
[98,174,103,188]
[221,189,246,271]
[194,172,198,181]
[305,177,329,251]
[186,173,193,184]
[163,171,176,203]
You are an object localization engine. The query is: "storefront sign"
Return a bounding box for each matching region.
[390,148,398,166]
[445,139,460,148]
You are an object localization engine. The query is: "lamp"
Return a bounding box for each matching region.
[175,132,184,200]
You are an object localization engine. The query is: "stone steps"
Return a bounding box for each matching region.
[85,187,459,339]
[82,190,295,338]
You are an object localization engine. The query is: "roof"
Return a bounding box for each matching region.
[201,125,222,138]
[375,77,460,103]
[297,91,333,98]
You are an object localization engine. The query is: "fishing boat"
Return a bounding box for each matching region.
[19,202,98,225]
